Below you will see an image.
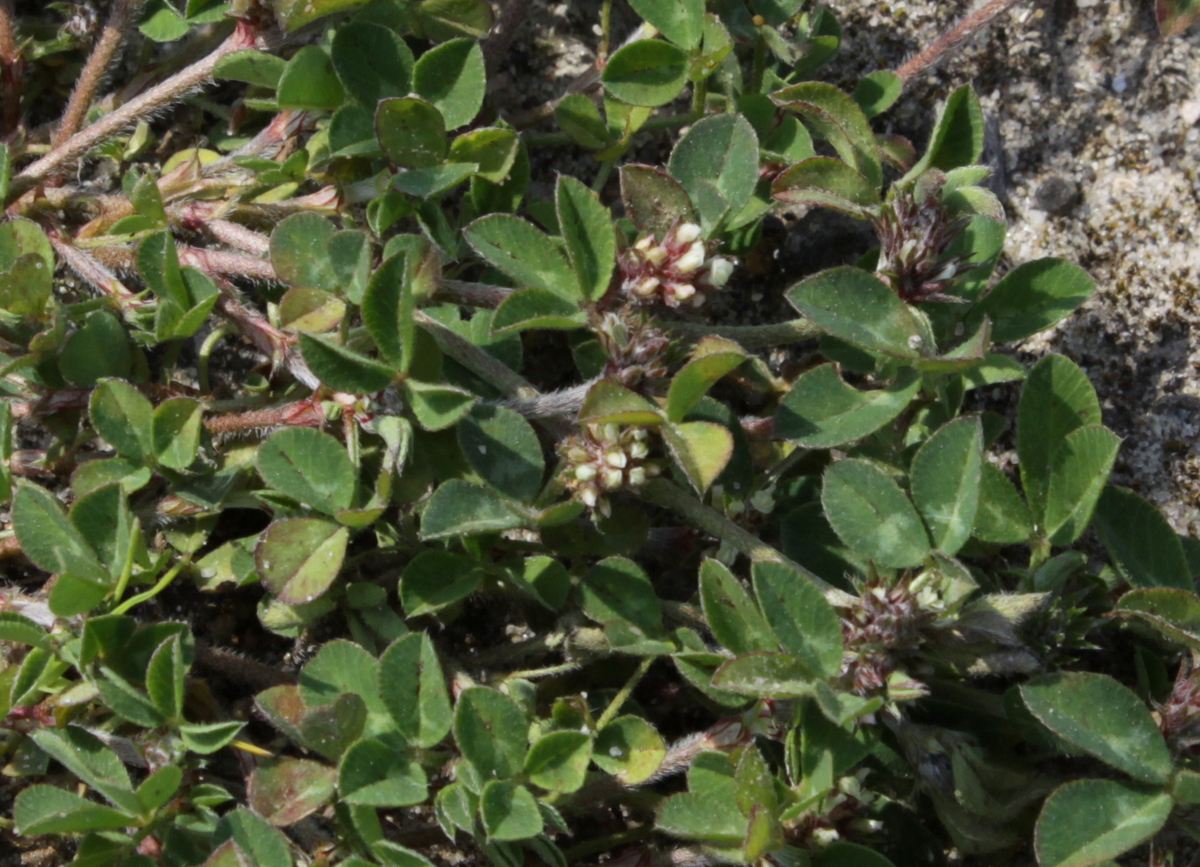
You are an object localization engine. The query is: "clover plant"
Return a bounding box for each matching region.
[1,1,1198,866]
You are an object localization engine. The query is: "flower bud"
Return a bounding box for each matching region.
[674,222,702,244]
[674,241,706,274]
[707,257,734,286]
[604,450,627,468]
[635,276,660,296]
[601,467,625,490]
[574,464,597,482]
[670,282,696,301]
[644,245,668,265]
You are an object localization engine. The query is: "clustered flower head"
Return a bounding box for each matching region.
[872,176,976,304]
[618,222,735,308]
[1155,660,1200,756]
[559,423,661,517]
[593,309,678,392]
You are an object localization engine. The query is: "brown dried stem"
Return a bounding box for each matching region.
[10,20,262,198]
[53,0,147,151]
[895,0,1024,84]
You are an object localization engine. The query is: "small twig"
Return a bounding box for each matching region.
[437,279,512,309]
[10,20,262,198]
[46,225,148,308]
[203,219,271,256]
[895,0,1024,84]
[53,0,147,150]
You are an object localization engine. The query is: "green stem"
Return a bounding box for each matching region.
[197,324,233,395]
[690,75,708,121]
[501,661,581,682]
[591,158,615,192]
[108,528,141,605]
[110,559,188,616]
[598,0,613,61]
[595,656,654,731]
[664,317,822,348]
[562,826,654,863]
[640,478,855,605]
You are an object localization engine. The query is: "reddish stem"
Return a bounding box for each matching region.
[895,0,1024,84]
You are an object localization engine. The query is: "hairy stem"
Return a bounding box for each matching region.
[665,317,821,348]
[10,21,261,198]
[53,0,147,151]
[596,656,654,730]
[46,225,147,308]
[895,0,1023,84]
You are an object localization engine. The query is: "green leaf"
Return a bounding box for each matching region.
[458,404,545,502]
[421,480,525,538]
[455,686,528,779]
[525,731,592,793]
[1115,588,1200,651]
[299,640,390,735]
[771,156,880,217]
[249,757,336,826]
[491,287,587,333]
[0,612,47,647]
[699,559,776,656]
[214,49,286,87]
[332,22,414,107]
[362,255,415,369]
[400,549,482,616]
[277,46,344,110]
[911,416,984,555]
[137,765,183,814]
[255,518,349,605]
[593,716,666,784]
[151,398,202,469]
[299,333,396,394]
[772,81,882,189]
[14,785,133,836]
[413,0,494,40]
[602,40,690,107]
[138,231,188,306]
[556,176,615,302]
[669,114,760,226]
[581,556,664,638]
[972,462,1032,544]
[555,93,610,149]
[1021,673,1172,784]
[579,380,664,426]
[627,0,704,48]
[823,459,931,568]
[969,259,1094,343]
[1034,780,1171,867]
[61,311,133,386]
[279,287,346,334]
[214,807,293,867]
[711,652,817,699]
[786,266,924,359]
[376,97,447,169]
[258,428,356,514]
[29,728,138,815]
[666,340,747,423]
[906,85,984,178]
[752,561,843,678]
[378,633,453,747]
[13,484,108,586]
[464,214,580,300]
[657,791,749,845]
[1158,0,1200,35]
[1043,426,1121,546]
[853,70,903,119]
[180,721,246,754]
[412,38,485,129]
[481,780,543,841]
[146,633,187,721]
[403,380,477,431]
[1017,354,1101,523]
[663,420,733,494]
[271,213,337,291]
[255,684,365,761]
[450,127,519,183]
[1093,487,1192,589]
[339,738,428,806]
[619,164,698,237]
[775,364,919,448]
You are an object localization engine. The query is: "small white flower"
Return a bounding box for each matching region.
[675,241,706,274]
[574,464,597,482]
[601,467,625,490]
[670,282,696,301]
[629,441,649,460]
[580,486,599,508]
[674,222,703,244]
[812,827,841,846]
[707,257,734,286]
[644,245,668,265]
[604,450,627,468]
[627,467,646,487]
[634,236,654,252]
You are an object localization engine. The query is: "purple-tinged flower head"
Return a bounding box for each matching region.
[559,423,662,517]
[873,175,976,304]
[593,309,678,393]
[618,222,735,308]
